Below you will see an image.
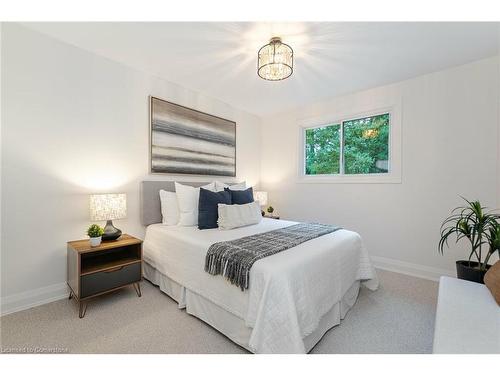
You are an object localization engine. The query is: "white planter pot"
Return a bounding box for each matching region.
[89,236,102,247]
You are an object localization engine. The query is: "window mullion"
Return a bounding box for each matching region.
[339,121,344,175]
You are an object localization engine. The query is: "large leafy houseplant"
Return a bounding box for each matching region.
[439,198,500,283]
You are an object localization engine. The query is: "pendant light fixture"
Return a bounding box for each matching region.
[257,37,293,81]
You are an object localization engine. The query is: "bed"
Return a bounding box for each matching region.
[141,181,379,353]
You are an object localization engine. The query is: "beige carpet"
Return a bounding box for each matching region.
[0,270,438,354]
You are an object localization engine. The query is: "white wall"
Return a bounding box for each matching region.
[0,23,3,306]
[261,57,499,279]
[497,26,500,211]
[0,24,262,313]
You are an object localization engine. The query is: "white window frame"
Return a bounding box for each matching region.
[298,104,402,184]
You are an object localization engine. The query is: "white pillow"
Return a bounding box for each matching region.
[215,181,246,191]
[175,182,216,226]
[159,190,179,225]
[217,201,262,230]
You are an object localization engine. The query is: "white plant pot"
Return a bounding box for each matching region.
[89,236,102,247]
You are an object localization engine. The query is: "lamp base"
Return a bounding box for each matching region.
[102,220,122,241]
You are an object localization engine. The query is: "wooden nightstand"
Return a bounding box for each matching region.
[67,234,143,318]
[264,214,280,220]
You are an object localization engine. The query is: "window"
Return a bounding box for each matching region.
[304,113,390,176]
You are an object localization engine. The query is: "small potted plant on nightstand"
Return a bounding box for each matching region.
[267,206,275,218]
[87,224,104,247]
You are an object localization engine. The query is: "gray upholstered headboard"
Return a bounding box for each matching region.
[141,180,239,226]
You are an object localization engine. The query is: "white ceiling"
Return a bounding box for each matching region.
[22,22,499,116]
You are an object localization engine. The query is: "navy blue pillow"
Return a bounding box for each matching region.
[225,186,254,205]
[198,188,231,229]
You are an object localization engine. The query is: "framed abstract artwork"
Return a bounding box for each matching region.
[149,96,236,176]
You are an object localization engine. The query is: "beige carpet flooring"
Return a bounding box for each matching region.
[0,270,438,354]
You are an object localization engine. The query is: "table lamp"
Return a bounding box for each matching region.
[89,193,127,241]
[253,191,268,216]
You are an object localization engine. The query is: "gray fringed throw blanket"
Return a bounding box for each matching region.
[205,223,341,290]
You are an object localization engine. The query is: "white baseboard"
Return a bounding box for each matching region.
[372,255,455,281]
[1,282,68,316]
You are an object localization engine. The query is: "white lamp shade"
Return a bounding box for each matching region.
[90,193,127,221]
[253,191,268,207]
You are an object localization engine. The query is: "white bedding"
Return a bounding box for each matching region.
[143,218,378,353]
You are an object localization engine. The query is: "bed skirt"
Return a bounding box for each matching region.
[143,261,360,353]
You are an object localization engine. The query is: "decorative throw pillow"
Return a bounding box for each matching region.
[159,190,179,225]
[484,261,500,306]
[217,201,262,230]
[198,188,232,230]
[175,182,216,226]
[226,186,254,205]
[215,181,246,192]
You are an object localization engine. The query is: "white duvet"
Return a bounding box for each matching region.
[143,218,378,353]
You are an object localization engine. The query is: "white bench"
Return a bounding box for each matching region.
[433,276,500,353]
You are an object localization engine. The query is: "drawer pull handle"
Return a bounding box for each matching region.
[104,266,124,273]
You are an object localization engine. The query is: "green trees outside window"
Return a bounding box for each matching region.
[305,124,340,175]
[305,113,390,175]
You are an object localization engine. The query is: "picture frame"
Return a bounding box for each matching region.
[149,96,236,177]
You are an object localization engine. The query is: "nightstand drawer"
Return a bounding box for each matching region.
[80,262,141,298]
